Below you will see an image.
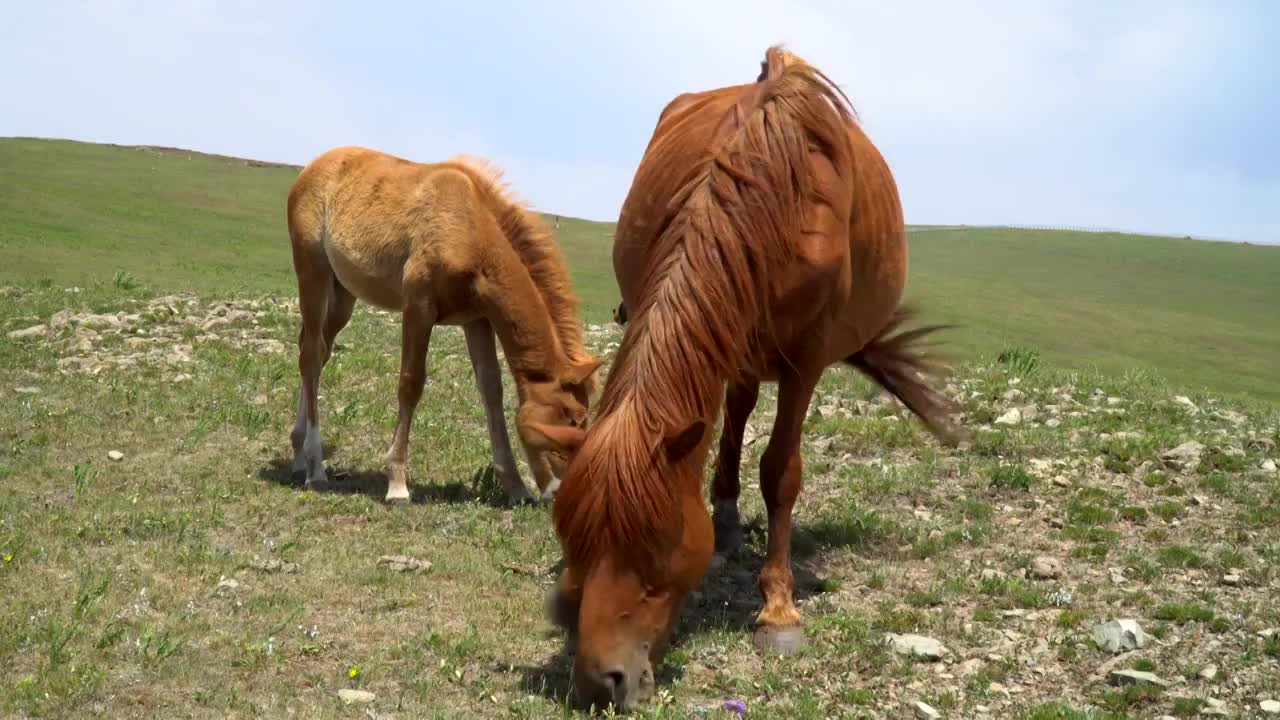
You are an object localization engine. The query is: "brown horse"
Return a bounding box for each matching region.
[527,47,961,710]
[287,147,602,505]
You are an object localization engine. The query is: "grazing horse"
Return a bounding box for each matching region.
[287,147,602,505]
[526,47,961,710]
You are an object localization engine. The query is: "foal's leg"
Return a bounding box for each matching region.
[463,319,533,503]
[711,379,760,557]
[752,368,820,656]
[290,278,356,486]
[291,272,334,489]
[384,301,435,504]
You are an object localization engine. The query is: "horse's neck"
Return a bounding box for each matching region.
[479,257,568,394]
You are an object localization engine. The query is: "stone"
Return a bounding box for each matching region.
[1092,619,1149,653]
[107,450,124,462]
[1260,700,1280,715]
[913,701,941,719]
[7,324,48,339]
[251,557,299,574]
[377,555,432,573]
[1108,670,1170,688]
[1020,405,1040,422]
[1262,459,1278,473]
[979,568,1006,582]
[338,689,376,704]
[1173,395,1200,414]
[13,386,40,395]
[1003,388,1025,401]
[1029,556,1062,580]
[1046,418,1062,428]
[885,633,948,661]
[1160,441,1205,472]
[1222,573,1242,586]
[1197,664,1218,681]
[995,409,1022,426]
[215,577,240,595]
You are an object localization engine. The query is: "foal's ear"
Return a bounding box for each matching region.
[523,421,587,454]
[564,356,604,386]
[663,420,707,464]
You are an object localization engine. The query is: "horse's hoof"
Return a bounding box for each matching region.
[752,625,806,656]
[385,494,411,506]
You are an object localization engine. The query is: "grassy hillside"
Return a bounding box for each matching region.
[2,137,1276,401]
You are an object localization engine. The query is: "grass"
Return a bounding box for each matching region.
[3,137,1280,399]
[1,137,1279,718]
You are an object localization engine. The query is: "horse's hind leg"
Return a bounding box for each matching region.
[464,319,533,503]
[712,379,759,557]
[291,268,337,490]
[383,299,436,504]
[752,368,820,656]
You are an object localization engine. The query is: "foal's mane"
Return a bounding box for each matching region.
[554,46,857,575]
[446,156,594,388]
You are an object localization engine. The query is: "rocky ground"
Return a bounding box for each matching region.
[2,285,1279,719]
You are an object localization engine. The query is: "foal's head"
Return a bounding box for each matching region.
[516,356,603,476]
[529,416,716,711]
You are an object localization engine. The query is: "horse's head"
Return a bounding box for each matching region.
[529,417,715,711]
[516,355,603,482]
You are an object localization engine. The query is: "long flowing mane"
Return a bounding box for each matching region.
[554,47,857,573]
[446,156,595,391]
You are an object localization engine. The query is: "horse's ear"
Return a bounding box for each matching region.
[663,420,706,464]
[523,422,586,454]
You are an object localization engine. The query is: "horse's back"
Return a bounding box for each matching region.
[288,146,491,312]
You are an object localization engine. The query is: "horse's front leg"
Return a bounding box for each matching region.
[752,367,820,656]
[384,301,435,505]
[463,319,532,503]
[711,379,760,557]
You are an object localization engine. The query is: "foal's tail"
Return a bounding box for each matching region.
[844,305,966,447]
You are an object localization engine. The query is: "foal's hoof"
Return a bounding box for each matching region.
[304,476,335,493]
[752,625,806,656]
[384,494,411,506]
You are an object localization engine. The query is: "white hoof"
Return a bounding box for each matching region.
[385,486,411,505]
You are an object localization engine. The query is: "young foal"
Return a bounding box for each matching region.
[527,47,961,710]
[287,147,601,504]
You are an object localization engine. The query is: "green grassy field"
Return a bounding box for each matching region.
[2,136,1279,719]
[2,137,1277,402]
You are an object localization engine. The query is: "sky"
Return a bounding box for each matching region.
[2,1,1278,243]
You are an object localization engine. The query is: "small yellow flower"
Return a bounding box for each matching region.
[3,554,12,563]
[348,664,361,680]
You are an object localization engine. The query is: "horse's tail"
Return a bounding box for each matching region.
[844,305,966,446]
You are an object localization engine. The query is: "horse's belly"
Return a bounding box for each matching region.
[325,240,405,311]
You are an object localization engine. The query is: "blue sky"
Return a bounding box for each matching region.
[3,1,1277,242]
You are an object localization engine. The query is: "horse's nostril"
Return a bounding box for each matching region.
[602,669,626,692]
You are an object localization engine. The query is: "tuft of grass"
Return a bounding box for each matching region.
[998,347,1041,376]
[989,463,1034,491]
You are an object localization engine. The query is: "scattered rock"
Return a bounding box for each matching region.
[107,450,124,462]
[13,386,40,395]
[214,577,240,595]
[885,633,948,661]
[1108,670,1170,688]
[1261,459,1278,473]
[377,555,432,573]
[1029,556,1062,580]
[1092,619,1149,653]
[1261,700,1280,715]
[1003,388,1025,401]
[1160,441,1205,472]
[250,557,299,574]
[913,700,941,719]
[7,324,48,339]
[1221,573,1242,586]
[995,409,1022,426]
[1201,697,1230,716]
[1045,418,1062,428]
[338,689,376,705]
[1214,409,1247,425]
[1172,395,1200,414]
[1197,664,1218,681]
[980,568,1006,582]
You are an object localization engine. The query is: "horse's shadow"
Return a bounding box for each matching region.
[515,514,883,708]
[257,448,526,508]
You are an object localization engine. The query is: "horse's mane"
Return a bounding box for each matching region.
[446,155,594,391]
[554,46,857,575]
